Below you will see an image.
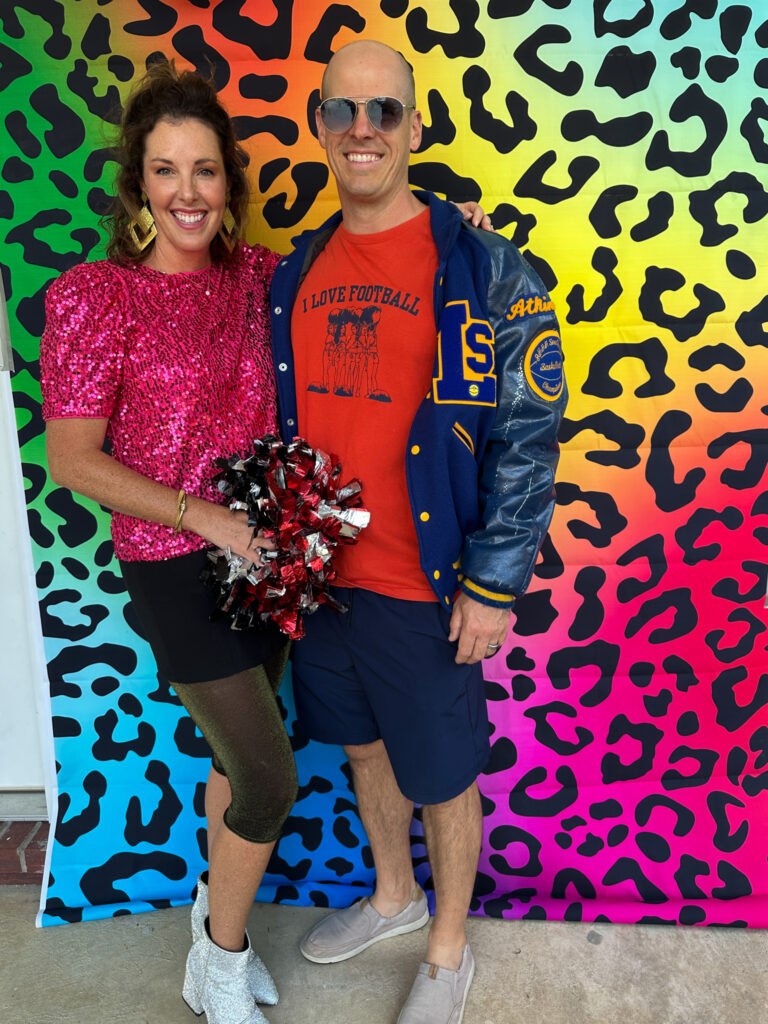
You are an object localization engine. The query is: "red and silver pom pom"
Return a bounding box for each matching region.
[203,435,370,638]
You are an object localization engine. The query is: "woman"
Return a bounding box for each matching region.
[41,62,292,1024]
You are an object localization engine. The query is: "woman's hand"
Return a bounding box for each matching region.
[189,501,275,565]
[452,200,494,232]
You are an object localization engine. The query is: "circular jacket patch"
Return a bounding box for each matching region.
[524,329,564,402]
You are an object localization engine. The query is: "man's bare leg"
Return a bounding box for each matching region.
[422,781,482,970]
[346,741,483,968]
[344,739,417,915]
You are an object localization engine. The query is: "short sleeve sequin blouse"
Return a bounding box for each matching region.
[40,244,282,562]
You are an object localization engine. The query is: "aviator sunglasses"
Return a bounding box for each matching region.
[319,96,416,134]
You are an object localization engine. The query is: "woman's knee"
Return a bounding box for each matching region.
[226,760,298,843]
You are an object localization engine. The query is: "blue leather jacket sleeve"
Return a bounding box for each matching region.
[459,230,567,605]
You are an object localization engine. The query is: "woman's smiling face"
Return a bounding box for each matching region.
[141,117,228,273]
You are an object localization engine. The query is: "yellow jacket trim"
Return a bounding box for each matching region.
[452,421,474,454]
[462,578,515,603]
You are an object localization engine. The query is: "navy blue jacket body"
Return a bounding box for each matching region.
[270,191,567,610]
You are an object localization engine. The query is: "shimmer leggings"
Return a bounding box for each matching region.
[172,646,297,845]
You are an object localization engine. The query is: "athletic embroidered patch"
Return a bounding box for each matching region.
[524,329,564,402]
[506,294,555,321]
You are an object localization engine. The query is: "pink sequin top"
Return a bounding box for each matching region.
[40,245,282,561]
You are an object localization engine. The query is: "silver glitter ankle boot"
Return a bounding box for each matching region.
[191,873,278,1005]
[183,920,269,1024]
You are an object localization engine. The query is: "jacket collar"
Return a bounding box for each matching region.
[290,190,464,263]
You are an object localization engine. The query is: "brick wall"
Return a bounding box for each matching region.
[0,821,48,884]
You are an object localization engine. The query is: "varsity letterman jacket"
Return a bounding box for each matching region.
[269,191,567,610]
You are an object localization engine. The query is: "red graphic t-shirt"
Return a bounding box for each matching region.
[292,208,439,600]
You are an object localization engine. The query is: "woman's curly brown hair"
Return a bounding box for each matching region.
[106,60,249,265]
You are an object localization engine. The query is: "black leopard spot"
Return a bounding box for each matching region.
[630,191,674,242]
[125,760,183,846]
[671,46,701,79]
[643,690,673,718]
[5,109,42,159]
[488,825,542,877]
[706,609,766,664]
[524,701,593,755]
[325,857,354,876]
[595,0,653,39]
[661,746,719,790]
[508,766,578,816]
[626,587,699,644]
[533,534,564,581]
[463,65,536,153]
[510,674,536,702]
[408,162,481,204]
[719,4,752,53]
[636,795,694,836]
[660,0,717,42]
[589,184,638,238]
[418,90,456,151]
[556,482,628,548]
[646,411,706,513]
[602,857,666,902]
[332,816,359,849]
[80,851,187,904]
[616,534,666,603]
[515,150,599,204]
[590,799,622,820]
[562,108,652,148]
[511,587,557,636]
[602,715,664,783]
[677,711,699,736]
[568,566,605,640]
[705,55,738,82]
[689,172,768,246]
[582,338,674,399]
[712,861,752,900]
[675,506,743,566]
[483,736,518,775]
[594,45,655,97]
[56,771,108,847]
[2,156,33,183]
[0,39,33,90]
[725,249,756,279]
[406,4,485,59]
[565,245,622,324]
[547,639,621,707]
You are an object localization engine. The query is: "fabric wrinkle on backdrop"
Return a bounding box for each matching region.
[1,2,766,928]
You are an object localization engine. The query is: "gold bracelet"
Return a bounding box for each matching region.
[174,487,187,533]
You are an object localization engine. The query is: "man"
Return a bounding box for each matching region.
[270,40,566,1024]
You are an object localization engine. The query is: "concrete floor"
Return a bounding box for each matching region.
[1,886,765,1024]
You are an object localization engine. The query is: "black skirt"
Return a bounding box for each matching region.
[119,548,288,684]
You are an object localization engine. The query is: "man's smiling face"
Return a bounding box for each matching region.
[316,42,422,214]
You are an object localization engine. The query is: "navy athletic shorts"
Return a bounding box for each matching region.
[291,587,490,805]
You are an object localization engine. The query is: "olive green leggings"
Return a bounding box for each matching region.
[172,646,297,845]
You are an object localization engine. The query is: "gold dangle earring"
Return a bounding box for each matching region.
[218,192,237,252]
[128,191,157,252]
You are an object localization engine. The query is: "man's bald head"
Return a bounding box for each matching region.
[321,40,416,105]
